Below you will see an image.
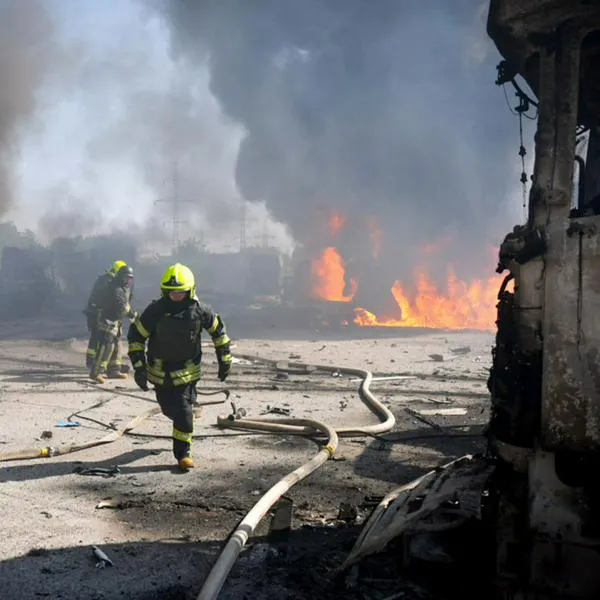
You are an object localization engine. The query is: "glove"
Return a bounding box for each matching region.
[218,360,231,382]
[134,368,149,391]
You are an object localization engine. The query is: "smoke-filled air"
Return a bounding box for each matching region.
[0,0,58,215]
[1,0,536,330]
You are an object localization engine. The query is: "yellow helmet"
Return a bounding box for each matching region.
[161,263,196,294]
[110,260,127,275]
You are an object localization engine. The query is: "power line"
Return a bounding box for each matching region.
[154,162,194,256]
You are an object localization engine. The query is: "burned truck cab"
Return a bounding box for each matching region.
[487,1,600,597]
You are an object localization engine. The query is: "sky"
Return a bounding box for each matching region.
[2,0,536,273]
[6,0,289,253]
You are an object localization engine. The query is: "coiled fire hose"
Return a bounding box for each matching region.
[196,355,405,600]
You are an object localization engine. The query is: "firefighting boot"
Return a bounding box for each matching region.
[178,456,195,471]
[91,374,106,384]
[107,371,128,380]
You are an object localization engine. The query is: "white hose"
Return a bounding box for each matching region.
[221,356,396,437]
[197,419,338,600]
[197,356,398,599]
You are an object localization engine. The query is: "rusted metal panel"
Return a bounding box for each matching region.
[542,216,600,449]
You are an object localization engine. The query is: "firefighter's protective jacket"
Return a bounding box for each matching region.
[127,296,231,387]
[98,279,135,322]
[86,272,114,315]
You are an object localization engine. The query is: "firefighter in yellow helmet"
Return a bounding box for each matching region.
[127,263,232,471]
[89,263,137,383]
[84,260,128,369]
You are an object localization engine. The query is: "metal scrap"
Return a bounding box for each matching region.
[74,465,120,478]
[338,455,494,571]
[92,545,113,568]
[415,407,467,417]
[404,407,443,431]
[261,406,291,416]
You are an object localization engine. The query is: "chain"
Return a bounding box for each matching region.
[518,109,528,220]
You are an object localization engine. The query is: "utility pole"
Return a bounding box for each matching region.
[154,162,193,257]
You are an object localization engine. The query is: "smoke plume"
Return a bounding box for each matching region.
[0,1,57,216]
[150,0,527,311]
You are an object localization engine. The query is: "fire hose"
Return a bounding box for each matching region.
[0,389,231,462]
[196,354,404,600]
[0,351,409,599]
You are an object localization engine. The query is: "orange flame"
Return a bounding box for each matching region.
[312,247,357,302]
[353,267,502,331]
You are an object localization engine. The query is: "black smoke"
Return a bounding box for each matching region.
[0,0,58,216]
[149,0,526,314]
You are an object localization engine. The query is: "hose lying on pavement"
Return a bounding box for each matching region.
[0,388,230,462]
[0,405,163,462]
[197,418,338,600]
[221,354,403,438]
[196,356,402,600]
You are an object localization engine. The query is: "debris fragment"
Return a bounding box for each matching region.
[92,545,113,568]
[449,345,471,355]
[261,406,291,416]
[415,407,468,416]
[231,357,252,365]
[404,407,443,430]
[428,354,444,362]
[95,497,142,509]
[270,496,293,537]
[338,502,358,523]
[74,465,120,478]
[56,420,81,428]
[40,430,53,439]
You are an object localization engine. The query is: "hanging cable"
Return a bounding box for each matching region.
[496,60,538,221]
[517,108,528,216]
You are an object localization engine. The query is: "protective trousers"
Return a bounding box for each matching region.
[86,325,100,369]
[85,311,100,369]
[154,383,197,460]
[90,321,123,379]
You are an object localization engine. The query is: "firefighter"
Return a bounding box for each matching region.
[127,263,232,471]
[90,263,137,384]
[84,260,127,369]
